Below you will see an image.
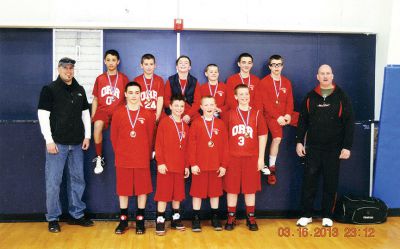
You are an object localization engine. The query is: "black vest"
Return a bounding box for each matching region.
[168,73,197,104]
[165,73,198,115]
[48,77,87,145]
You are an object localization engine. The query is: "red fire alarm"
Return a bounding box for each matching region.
[174,19,184,31]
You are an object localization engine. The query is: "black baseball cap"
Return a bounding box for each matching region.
[58,57,76,67]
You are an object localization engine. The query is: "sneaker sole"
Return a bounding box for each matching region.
[155,231,166,236]
[192,228,202,232]
[213,227,223,231]
[115,228,128,235]
[171,226,186,231]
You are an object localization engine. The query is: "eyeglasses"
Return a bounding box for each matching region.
[269,63,283,68]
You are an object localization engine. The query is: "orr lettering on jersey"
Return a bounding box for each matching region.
[232,124,254,138]
[140,90,158,101]
[101,86,121,105]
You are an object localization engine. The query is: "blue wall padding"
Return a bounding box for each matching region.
[373,65,400,208]
[0,29,374,217]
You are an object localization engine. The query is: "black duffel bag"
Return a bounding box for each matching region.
[334,195,388,224]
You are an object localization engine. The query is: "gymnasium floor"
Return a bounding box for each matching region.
[1,217,399,249]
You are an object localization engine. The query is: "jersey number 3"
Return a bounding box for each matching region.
[238,136,245,146]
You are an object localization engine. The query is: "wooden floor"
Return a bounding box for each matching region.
[1,217,399,249]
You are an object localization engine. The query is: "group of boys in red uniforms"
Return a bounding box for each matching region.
[90,50,296,235]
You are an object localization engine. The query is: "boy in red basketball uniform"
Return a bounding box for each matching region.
[188,96,229,232]
[110,82,155,235]
[199,64,228,119]
[164,55,201,124]
[223,84,268,231]
[226,53,260,110]
[258,55,294,185]
[133,54,164,122]
[91,50,129,174]
[154,94,190,236]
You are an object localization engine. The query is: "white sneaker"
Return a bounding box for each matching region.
[322,218,333,227]
[261,166,271,175]
[93,156,104,174]
[296,217,312,227]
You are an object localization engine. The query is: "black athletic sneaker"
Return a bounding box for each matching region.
[115,221,129,234]
[211,214,223,231]
[224,212,236,231]
[155,216,166,236]
[191,215,201,232]
[171,213,185,230]
[135,215,145,235]
[48,221,60,233]
[246,213,259,231]
[68,216,94,227]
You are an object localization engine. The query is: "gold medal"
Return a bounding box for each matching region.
[179,143,182,150]
[244,132,250,138]
[130,130,136,138]
[208,141,214,148]
[276,100,279,104]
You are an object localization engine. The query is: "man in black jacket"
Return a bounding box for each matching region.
[295,64,354,227]
[38,57,94,232]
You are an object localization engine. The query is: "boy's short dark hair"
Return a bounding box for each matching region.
[125,81,142,92]
[201,95,215,103]
[176,55,192,66]
[170,94,186,104]
[234,84,249,95]
[237,53,253,63]
[141,53,156,64]
[104,49,120,60]
[268,54,284,65]
[204,63,218,73]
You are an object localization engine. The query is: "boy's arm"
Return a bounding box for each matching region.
[225,77,237,110]
[156,97,164,122]
[221,123,230,169]
[258,134,268,170]
[155,120,166,165]
[285,81,294,117]
[164,80,171,110]
[187,122,198,167]
[110,111,120,152]
[257,111,268,170]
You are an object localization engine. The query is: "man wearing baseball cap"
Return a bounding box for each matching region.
[38,57,94,232]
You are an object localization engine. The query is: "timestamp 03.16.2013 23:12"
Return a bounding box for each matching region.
[277,226,376,238]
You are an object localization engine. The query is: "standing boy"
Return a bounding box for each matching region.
[188,96,229,232]
[92,50,129,174]
[110,82,155,235]
[258,55,294,185]
[199,64,228,118]
[154,94,190,236]
[164,55,201,123]
[226,53,260,110]
[133,54,164,122]
[223,84,268,231]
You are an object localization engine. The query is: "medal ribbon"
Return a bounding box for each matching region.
[272,75,281,101]
[239,73,251,87]
[126,105,140,131]
[107,72,119,97]
[202,116,215,140]
[143,74,154,100]
[178,78,187,95]
[208,82,218,97]
[169,115,184,144]
[237,107,251,131]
